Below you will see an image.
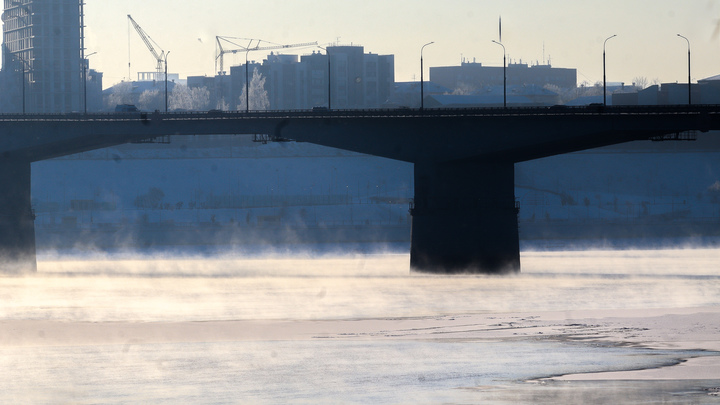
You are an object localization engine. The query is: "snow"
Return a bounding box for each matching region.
[30,133,720,249]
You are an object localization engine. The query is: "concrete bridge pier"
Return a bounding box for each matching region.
[0,158,36,273]
[410,159,520,274]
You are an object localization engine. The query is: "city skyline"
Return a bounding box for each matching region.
[77,0,720,89]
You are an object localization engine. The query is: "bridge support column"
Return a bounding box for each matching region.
[0,158,36,273]
[410,160,519,274]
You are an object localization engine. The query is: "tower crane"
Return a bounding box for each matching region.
[128,14,166,81]
[215,36,252,75]
[215,36,317,74]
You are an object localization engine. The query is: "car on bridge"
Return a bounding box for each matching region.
[114,104,139,113]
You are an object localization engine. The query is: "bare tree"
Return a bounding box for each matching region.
[632,76,649,89]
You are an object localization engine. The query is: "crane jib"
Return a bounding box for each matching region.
[128,15,166,80]
[214,36,317,74]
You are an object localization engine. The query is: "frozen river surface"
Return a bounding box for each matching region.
[1,249,719,403]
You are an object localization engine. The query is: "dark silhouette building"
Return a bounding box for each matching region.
[188,45,395,110]
[1,0,100,113]
[430,61,577,93]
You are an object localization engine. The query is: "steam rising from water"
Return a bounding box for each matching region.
[2,248,718,322]
[2,248,719,404]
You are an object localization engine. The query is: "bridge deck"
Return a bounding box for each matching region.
[0,105,718,273]
[0,104,717,122]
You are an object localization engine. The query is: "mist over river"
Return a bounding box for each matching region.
[1,248,719,403]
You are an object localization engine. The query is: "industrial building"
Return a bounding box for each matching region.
[612,76,720,106]
[430,61,577,93]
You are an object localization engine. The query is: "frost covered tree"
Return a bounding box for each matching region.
[449,82,477,95]
[170,84,210,111]
[138,89,163,111]
[216,97,230,111]
[544,84,579,104]
[104,81,134,110]
[237,68,270,110]
[576,81,604,97]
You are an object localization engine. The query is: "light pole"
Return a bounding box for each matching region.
[491,40,506,108]
[677,34,691,105]
[603,34,617,106]
[327,47,332,110]
[245,49,251,112]
[420,42,434,110]
[16,55,30,114]
[83,51,97,114]
[19,61,25,114]
[317,46,332,109]
[164,51,170,112]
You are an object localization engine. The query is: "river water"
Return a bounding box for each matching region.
[1,248,719,403]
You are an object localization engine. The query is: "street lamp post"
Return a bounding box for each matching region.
[327,47,332,110]
[603,34,617,106]
[245,49,251,112]
[420,42,434,110]
[491,40,506,108]
[164,51,170,112]
[83,51,97,114]
[677,34,691,105]
[16,55,30,114]
[20,62,25,114]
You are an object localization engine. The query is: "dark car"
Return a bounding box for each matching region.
[115,104,139,112]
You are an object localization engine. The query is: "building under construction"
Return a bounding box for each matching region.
[1,0,101,113]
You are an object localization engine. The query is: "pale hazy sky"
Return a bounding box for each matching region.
[82,0,720,88]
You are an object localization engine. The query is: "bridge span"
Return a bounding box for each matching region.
[1,105,719,273]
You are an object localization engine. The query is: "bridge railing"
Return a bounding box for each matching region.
[0,104,719,122]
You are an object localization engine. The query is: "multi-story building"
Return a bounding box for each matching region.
[430,61,577,92]
[261,53,301,110]
[85,67,103,112]
[306,45,393,109]
[1,0,93,113]
[300,50,329,109]
[189,45,395,111]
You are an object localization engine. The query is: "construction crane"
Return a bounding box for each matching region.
[215,36,252,75]
[128,14,166,81]
[215,36,317,75]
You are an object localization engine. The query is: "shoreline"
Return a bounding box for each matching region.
[2,306,719,382]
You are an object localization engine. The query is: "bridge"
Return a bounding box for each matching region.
[1,105,719,274]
